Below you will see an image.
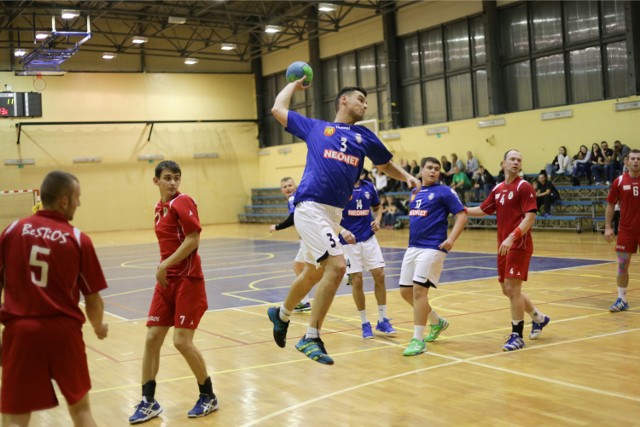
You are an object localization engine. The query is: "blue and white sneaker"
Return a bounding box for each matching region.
[375,318,397,335]
[361,322,374,339]
[295,336,334,365]
[529,316,550,340]
[267,306,290,348]
[502,333,525,352]
[294,302,312,313]
[129,397,163,424]
[609,298,629,312]
[187,393,219,418]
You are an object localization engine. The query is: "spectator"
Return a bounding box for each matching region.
[381,195,407,229]
[360,168,372,183]
[440,155,452,185]
[534,173,560,216]
[545,145,573,177]
[473,165,496,202]
[450,153,465,175]
[450,166,472,202]
[371,167,388,194]
[409,159,421,178]
[466,151,480,180]
[606,140,631,184]
[589,142,606,185]
[572,145,592,185]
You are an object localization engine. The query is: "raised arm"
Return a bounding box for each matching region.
[271,77,308,127]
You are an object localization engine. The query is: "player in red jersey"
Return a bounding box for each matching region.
[0,171,108,427]
[129,161,217,424]
[466,150,550,351]
[605,149,640,312]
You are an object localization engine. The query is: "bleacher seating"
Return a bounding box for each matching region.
[239,175,611,233]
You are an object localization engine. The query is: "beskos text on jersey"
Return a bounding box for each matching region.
[21,223,70,243]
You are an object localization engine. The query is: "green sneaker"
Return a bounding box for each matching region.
[424,317,449,342]
[403,338,426,356]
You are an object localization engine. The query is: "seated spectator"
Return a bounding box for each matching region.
[589,142,606,185]
[597,141,614,185]
[606,140,631,184]
[381,195,407,229]
[545,145,573,177]
[572,145,592,185]
[440,155,452,185]
[409,159,421,178]
[360,168,372,183]
[448,153,465,176]
[473,165,496,202]
[466,151,480,180]
[450,166,472,202]
[533,173,560,217]
[371,167,388,194]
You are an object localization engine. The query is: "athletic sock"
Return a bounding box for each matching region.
[511,320,524,338]
[305,327,319,339]
[378,305,387,322]
[198,376,215,398]
[413,325,426,341]
[529,309,545,323]
[359,310,368,324]
[142,380,157,402]
[279,305,291,323]
[619,287,628,302]
[428,310,440,325]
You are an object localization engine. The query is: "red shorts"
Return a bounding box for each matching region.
[498,250,532,283]
[615,233,640,253]
[1,317,90,414]
[146,276,208,329]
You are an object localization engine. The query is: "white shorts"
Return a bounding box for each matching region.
[343,235,385,274]
[294,201,344,265]
[294,242,305,263]
[399,247,447,287]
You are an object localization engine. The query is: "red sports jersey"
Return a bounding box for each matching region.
[480,177,537,252]
[607,173,640,235]
[154,192,203,278]
[0,210,108,326]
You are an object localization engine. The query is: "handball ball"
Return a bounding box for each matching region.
[286,61,313,86]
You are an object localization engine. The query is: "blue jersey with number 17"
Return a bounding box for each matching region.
[339,180,380,245]
[408,183,465,252]
[286,111,393,209]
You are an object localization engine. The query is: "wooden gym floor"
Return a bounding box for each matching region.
[9,224,640,426]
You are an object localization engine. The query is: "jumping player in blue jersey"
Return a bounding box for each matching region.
[339,179,396,339]
[268,78,420,365]
[399,157,468,356]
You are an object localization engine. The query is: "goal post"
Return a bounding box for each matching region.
[355,118,379,136]
[0,189,40,230]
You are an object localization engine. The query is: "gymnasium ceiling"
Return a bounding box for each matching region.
[1,0,416,69]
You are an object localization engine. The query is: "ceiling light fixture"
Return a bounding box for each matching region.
[131,36,148,44]
[35,32,49,41]
[265,25,283,34]
[318,3,337,12]
[168,16,187,25]
[61,9,80,19]
[221,43,236,51]
[184,57,199,65]
[14,49,28,57]
[102,52,117,60]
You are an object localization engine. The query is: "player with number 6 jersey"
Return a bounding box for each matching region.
[268,80,421,365]
[0,171,108,426]
[604,148,640,312]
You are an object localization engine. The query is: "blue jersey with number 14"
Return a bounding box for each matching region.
[408,183,465,252]
[339,180,380,245]
[286,111,393,209]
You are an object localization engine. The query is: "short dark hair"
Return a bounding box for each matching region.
[420,156,440,167]
[630,149,640,155]
[40,171,78,206]
[155,160,181,178]
[334,86,367,112]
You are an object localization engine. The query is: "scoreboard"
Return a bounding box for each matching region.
[0,92,42,117]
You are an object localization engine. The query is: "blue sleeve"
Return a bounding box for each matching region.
[444,188,465,215]
[284,111,320,142]
[362,128,393,166]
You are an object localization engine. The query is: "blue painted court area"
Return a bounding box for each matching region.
[97,238,610,320]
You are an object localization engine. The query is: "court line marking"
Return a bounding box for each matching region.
[241,328,640,426]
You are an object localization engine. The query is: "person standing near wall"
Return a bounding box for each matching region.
[604,149,640,312]
[0,171,108,427]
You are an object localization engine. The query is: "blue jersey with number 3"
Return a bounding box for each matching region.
[286,111,393,208]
